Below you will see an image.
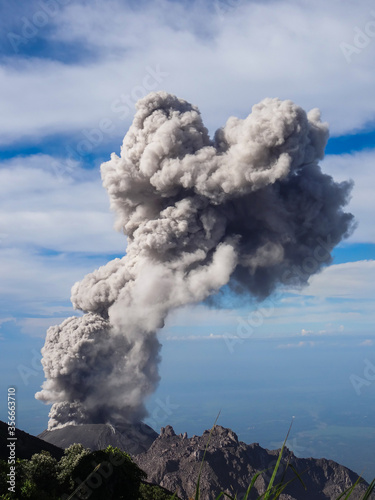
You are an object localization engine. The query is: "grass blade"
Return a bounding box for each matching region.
[361,478,375,500]
[263,419,294,500]
[194,411,221,500]
[287,464,307,490]
[334,476,363,500]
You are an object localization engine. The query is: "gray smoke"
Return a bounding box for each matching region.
[36,91,354,430]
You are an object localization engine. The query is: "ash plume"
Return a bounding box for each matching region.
[36,91,354,430]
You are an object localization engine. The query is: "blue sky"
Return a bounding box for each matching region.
[0,0,374,479]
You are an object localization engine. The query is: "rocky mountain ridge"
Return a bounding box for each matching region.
[9,420,371,500]
[133,425,374,500]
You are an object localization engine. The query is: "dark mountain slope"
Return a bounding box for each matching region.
[0,420,63,461]
[38,421,157,455]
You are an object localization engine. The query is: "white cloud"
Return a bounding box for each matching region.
[1,0,375,145]
[359,339,374,346]
[301,329,314,335]
[165,333,229,341]
[277,341,316,349]
[303,260,375,299]
[0,155,126,320]
[159,260,375,342]
[0,317,13,325]
[0,155,125,253]
[300,325,345,337]
[0,247,109,315]
[164,304,239,329]
[322,150,375,244]
[17,317,79,338]
[163,274,375,340]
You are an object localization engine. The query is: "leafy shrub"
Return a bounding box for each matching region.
[23,451,58,494]
[139,482,179,499]
[64,446,146,500]
[0,446,147,500]
[57,443,90,491]
[19,479,38,499]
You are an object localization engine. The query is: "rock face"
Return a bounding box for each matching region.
[134,425,374,500]
[38,422,158,455]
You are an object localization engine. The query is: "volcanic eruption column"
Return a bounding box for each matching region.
[36,92,354,430]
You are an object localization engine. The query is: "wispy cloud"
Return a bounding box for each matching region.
[16,317,80,338]
[0,247,108,316]
[323,150,375,244]
[165,333,229,341]
[0,155,125,253]
[359,339,374,346]
[1,0,375,146]
[277,341,316,349]
[303,260,375,299]
[301,328,314,335]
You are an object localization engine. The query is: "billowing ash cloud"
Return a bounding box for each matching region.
[36,92,354,430]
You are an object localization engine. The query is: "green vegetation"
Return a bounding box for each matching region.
[0,445,175,500]
[139,482,179,500]
[0,428,373,500]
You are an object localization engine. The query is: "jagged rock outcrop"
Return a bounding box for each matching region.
[38,422,158,455]
[134,425,374,500]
